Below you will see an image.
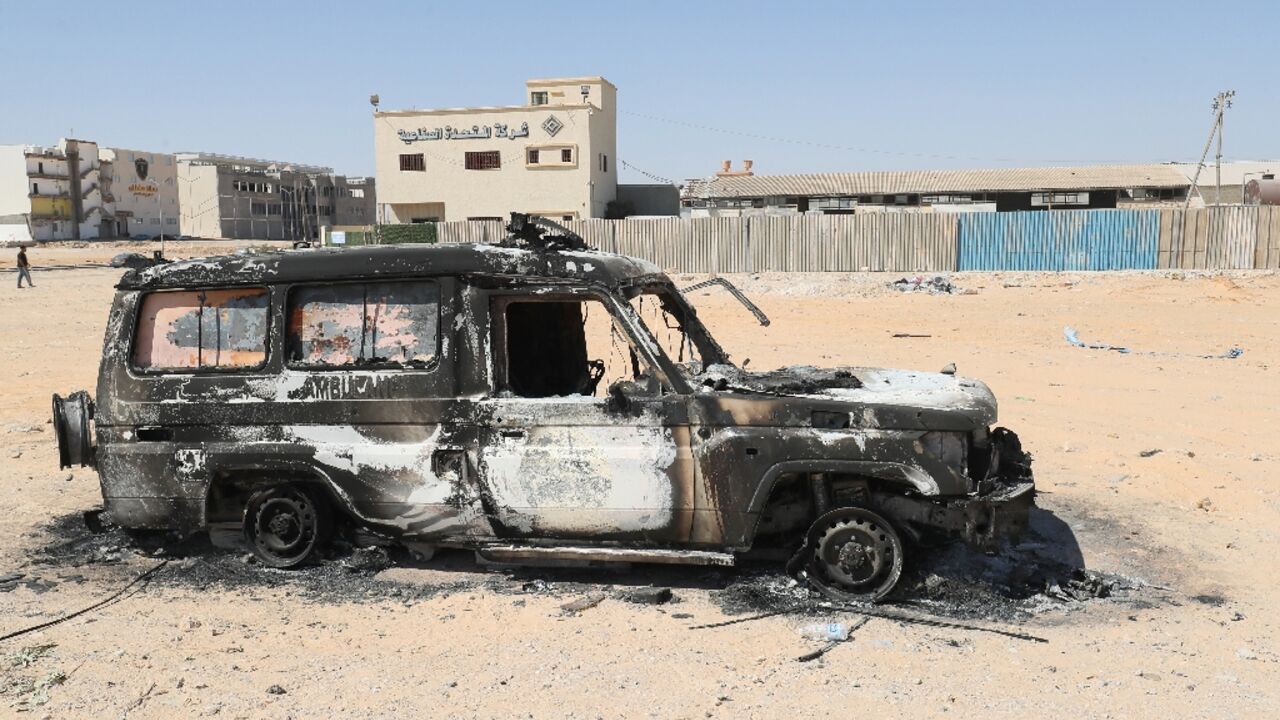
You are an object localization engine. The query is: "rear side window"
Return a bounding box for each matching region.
[133,288,269,370]
[286,281,439,367]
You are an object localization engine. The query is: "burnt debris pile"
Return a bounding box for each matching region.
[717,508,1137,622]
[33,506,1136,620]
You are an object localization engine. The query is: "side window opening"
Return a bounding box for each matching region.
[287,281,439,368]
[133,288,269,370]
[500,297,654,399]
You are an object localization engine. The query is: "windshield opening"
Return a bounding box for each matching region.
[624,283,730,377]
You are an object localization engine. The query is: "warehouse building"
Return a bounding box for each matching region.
[680,163,1209,216]
[373,77,619,223]
[177,153,374,241]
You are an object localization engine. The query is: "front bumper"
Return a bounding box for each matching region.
[876,426,1035,548]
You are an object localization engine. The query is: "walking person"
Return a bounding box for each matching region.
[16,245,35,288]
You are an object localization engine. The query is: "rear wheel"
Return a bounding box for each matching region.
[797,507,905,602]
[243,485,332,568]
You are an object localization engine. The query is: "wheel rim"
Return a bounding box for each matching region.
[811,508,904,600]
[249,489,319,566]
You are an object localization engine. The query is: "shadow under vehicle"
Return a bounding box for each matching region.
[53,215,1034,601]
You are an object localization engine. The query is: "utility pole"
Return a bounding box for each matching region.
[1183,90,1234,211]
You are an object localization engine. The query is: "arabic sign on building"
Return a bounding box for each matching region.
[398,122,530,144]
[129,182,159,197]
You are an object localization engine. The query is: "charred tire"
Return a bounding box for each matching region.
[52,391,94,469]
[796,507,904,603]
[243,485,332,568]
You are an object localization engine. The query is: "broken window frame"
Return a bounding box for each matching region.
[487,286,677,399]
[284,279,442,371]
[129,286,272,375]
[621,281,731,373]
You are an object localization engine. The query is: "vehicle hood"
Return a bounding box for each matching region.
[692,364,997,431]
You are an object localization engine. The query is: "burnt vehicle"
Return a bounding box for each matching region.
[53,215,1033,600]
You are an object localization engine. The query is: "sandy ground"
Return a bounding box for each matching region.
[1,250,1278,718]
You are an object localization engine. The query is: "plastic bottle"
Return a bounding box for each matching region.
[798,622,849,641]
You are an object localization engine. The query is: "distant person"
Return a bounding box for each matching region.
[16,246,34,288]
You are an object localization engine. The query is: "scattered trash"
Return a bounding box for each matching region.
[796,618,870,663]
[267,684,288,695]
[891,333,932,338]
[798,622,851,641]
[1139,449,1163,458]
[890,275,975,295]
[560,593,607,614]
[1063,326,1243,359]
[1195,497,1215,512]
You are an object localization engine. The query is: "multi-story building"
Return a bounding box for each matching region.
[176,153,375,240]
[0,138,181,242]
[373,77,618,223]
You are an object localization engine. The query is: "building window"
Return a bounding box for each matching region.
[37,162,43,174]
[561,148,573,163]
[1031,192,1089,206]
[465,151,501,170]
[530,91,548,106]
[561,215,573,222]
[32,182,38,194]
[599,154,608,172]
[467,216,504,221]
[399,153,425,172]
[527,149,539,165]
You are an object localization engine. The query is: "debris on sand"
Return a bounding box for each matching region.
[560,593,607,614]
[890,275,975,295]
[619,586,674,605]
[1063,326,1243,359]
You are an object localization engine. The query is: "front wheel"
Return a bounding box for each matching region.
[792,507,905,603]
[243,485,332,568]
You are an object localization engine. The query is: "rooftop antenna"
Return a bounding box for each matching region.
[1183,90,1235,210]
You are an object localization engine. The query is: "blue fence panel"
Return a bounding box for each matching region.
[958,209,1160,271]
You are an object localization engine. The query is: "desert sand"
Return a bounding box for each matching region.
[1,244,1277,718]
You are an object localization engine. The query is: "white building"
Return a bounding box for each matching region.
[0,138,178,242]
[373,77,618,223]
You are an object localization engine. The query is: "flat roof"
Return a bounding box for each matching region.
[175,152,333,175]
[682,164,1194,200]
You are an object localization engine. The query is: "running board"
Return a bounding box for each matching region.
[477,545,735,567]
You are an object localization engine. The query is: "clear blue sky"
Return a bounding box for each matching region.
[1,1,1275,182]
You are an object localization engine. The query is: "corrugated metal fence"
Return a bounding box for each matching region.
[339,206,1280,272]
[958,209,1161,271]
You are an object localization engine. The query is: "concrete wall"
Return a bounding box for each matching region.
[177,163,222,239]
[616,184,680,216]
[0,146,31,218]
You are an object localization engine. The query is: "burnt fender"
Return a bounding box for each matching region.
[203,459,364,530]
[746,459,941,517]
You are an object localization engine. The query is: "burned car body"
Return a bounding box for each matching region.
[54,218,1033,600]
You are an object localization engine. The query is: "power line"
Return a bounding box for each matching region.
[618,158,673,185]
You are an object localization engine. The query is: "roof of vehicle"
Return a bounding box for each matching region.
[117,243,667,291]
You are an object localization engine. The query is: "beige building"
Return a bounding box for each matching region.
[373,77,618,223]
[177,153,375,241]
[101,147,179,238]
